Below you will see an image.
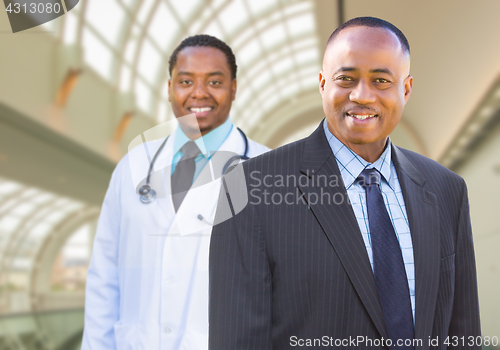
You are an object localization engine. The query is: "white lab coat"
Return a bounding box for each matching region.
[82,127,269,349]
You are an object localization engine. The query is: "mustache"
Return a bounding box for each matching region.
[342,106,380,115]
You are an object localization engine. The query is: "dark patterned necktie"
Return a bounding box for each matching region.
[358,168,414,349]
[171,141,200,212]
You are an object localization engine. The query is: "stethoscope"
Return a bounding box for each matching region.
[138,127,249,205]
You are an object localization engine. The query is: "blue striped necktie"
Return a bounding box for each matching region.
[358,168,414,349]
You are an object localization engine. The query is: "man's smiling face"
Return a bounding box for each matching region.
[169,46,236,138]
[319,26,413,160]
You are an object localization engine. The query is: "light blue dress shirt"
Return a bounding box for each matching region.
[171,117,233,181]
[323,119,416,319]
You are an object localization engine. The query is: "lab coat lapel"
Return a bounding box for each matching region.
[392,146,440,346]
[128,136,176,229]
[150,135,176,225]
[298,123,388,339]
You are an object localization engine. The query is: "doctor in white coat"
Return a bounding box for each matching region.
[82,35,269,350]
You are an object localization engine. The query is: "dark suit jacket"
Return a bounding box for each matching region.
[209,121,481,349]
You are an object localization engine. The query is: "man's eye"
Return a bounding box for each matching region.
[180,80,192,85]
[375,78,390,83]
[209,80,221,85]
[337,76,353,81]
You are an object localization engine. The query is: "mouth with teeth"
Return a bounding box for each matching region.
[189,107,213,113]
[346,112,378,121]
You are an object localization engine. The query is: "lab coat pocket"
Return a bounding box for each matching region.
[196,228,212,271]
[113,323,138,350]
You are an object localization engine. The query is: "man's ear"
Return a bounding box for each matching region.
[231,78,237,101]
[168,79,172,101]
[319,71,326,95]
[403,75,413,104]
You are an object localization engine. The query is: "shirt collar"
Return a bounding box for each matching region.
[322,119,394,190]
[173,117,233,159]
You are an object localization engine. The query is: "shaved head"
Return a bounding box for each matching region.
[326,17,410,58]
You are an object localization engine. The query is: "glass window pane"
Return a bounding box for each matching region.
[31,193,54,205]
[295,48,318,65]
[137,0,156,25]
[124,38,138,64]
[11,202,36,216]
[247,0,276,17]
[51,223,92,292]
[261,92,280,112]
[286,13,315,37]
[0,181,22,196]
[12,257,31,271]
[210,0,226,11]
[170,0,200,22]
[218,0,248,35]
[161,80,170,99]
[297,67,320,88]
[283,1,313,16]
[292,37,317,52]
[234,87,252,110]
[41,15,58,34]
[201,22,224,40]
[267,45,291,63]
[149,2,178,50]
[82,28,114,81]
[86,0,125,46]
[240,57,266,83]
[232,26,257,52]
[63,10,79,45]
[260,23,287,50]
[251,70,271,92]
[189,6,213,35]
[120,65,132,92]
[44,210,68,223]
[157,102,167,122]
[138,39,163,85]
[120,0,137,9]
[236,37,260,66]
[271,56,293,77]
[30,222,52,239]
[0,216,22,234]
[279,78,300,98]
[135,79,152,113]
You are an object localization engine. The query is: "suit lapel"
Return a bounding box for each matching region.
[298,124,388,339]
[392,146,440,346]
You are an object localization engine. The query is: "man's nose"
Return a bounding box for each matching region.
[349,80,376,104]
[192,81,209,99]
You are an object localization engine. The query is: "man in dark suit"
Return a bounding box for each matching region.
[209,17,481,349]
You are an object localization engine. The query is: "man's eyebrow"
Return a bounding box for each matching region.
[333,67,395,75]
[176,71,226,76]
[370,68,394,75]
[206,71,225,77]
[334,67,357,74]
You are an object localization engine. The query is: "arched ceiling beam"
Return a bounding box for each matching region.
[248,88,321,142]
[0,199,69,277]
[30,207,99,310]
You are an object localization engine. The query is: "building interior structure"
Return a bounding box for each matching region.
[0,0,499,348]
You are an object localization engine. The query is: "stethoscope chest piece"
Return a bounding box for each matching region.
[139,185,157,204]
